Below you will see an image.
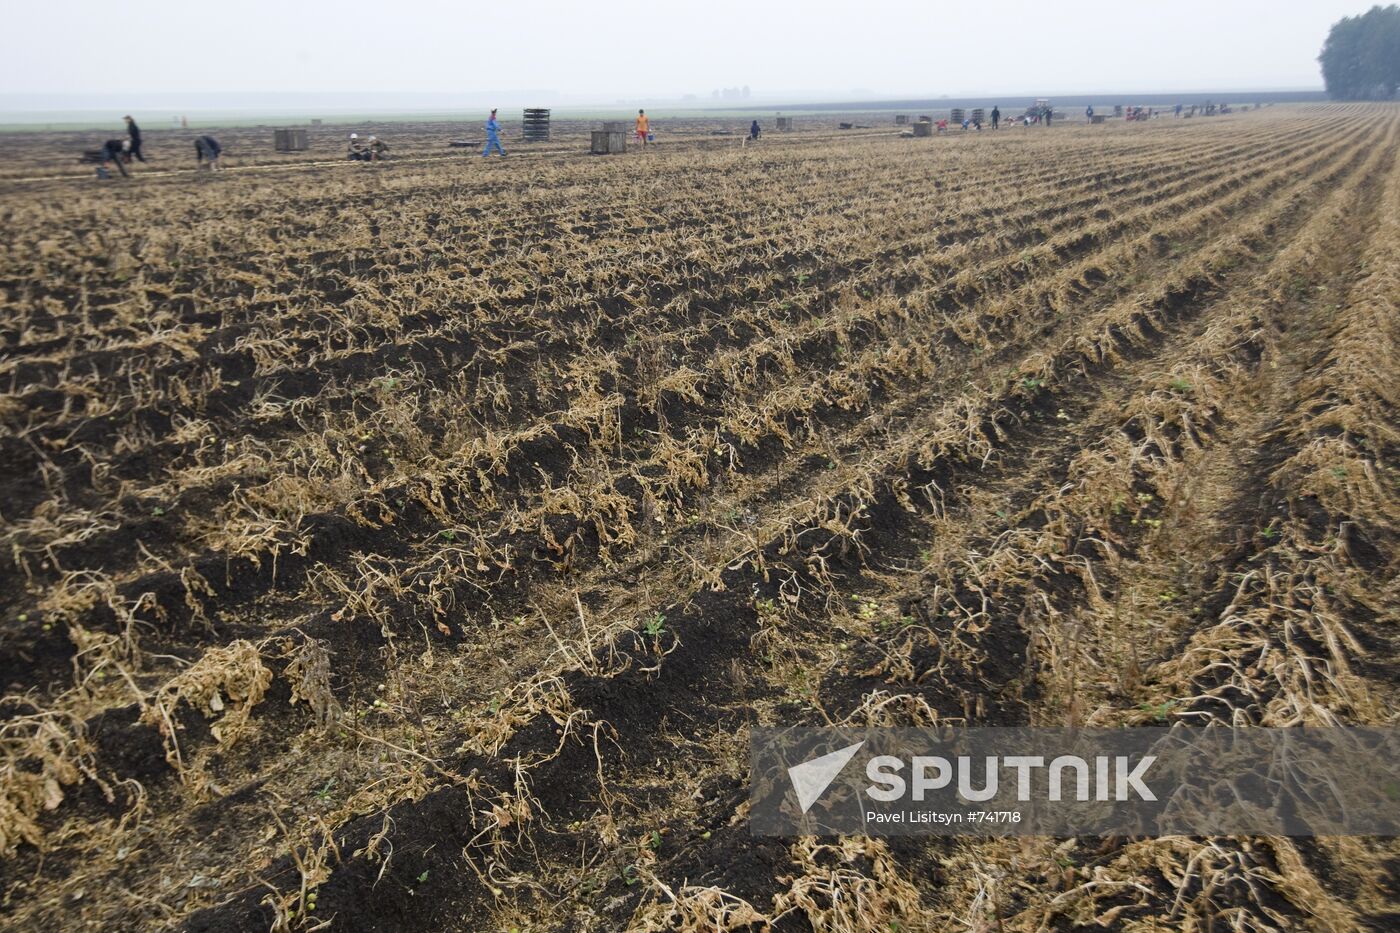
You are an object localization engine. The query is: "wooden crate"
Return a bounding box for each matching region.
[912,121,933,137]
[970,108,985,123]
[274,129,308,151]
[591,130,627,154]
[775,117,793,131]
[895,115,909,125]
[1090,114,1106,124]
[950,108,966,123]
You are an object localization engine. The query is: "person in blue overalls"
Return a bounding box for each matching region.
[483,109,506,158]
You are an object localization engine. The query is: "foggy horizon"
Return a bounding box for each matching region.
[5,0,1365,111]
[1,84,1330,114]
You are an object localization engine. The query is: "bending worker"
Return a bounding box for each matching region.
[97,139,130,178]
[194,135,222,170]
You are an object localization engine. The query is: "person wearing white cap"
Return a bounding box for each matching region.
[347,132,368,161]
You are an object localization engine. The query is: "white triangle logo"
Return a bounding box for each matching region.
[788,741,866,813]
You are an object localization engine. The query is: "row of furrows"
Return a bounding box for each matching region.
[0,119,1302,517]
[0,107,1366,924]
[227,123,1389,583]
[5,112,1316,364]
[477,111,1390,786]
[0,115,1355,425]
[170,111,1398,933]
[0,114,1366,734]
[0,116,1355,652]
[3,138,1217,429]
[1156,158,1400,730]
[1,121,1291,415]
[497,112,1400,931]
[0,114,1366,697]
[65,110,1388,739]
[27,114,1355,462]
[0,121,1318,586]
[0,133,1283,564]
[2,119,1321,448]
[951,118,1400,933]
[618,115,1389,646]
[1,129,1193,353]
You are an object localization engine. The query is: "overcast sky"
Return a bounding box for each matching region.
[2,0,1365,105]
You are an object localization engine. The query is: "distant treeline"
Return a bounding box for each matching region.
[1320,5,1400,100]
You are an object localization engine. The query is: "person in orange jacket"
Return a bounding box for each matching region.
[635,109,650,147]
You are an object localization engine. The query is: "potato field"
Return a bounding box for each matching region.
[2,104,1398,931]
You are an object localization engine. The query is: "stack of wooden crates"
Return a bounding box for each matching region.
[522,109,551,142]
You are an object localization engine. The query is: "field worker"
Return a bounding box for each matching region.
[1085,104,1094,121]
[96,139,130,178]
[366,135,389,161]
[991,105,1000,129]
[635,109,649,147]
[750,119,760,141]
[1044,107,1053,127]
[348,133,368,161]
[124,115,146,162]
[194,135,222,170]
[481,109,506,157]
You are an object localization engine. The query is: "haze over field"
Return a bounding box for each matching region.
[3,0,1362,111]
